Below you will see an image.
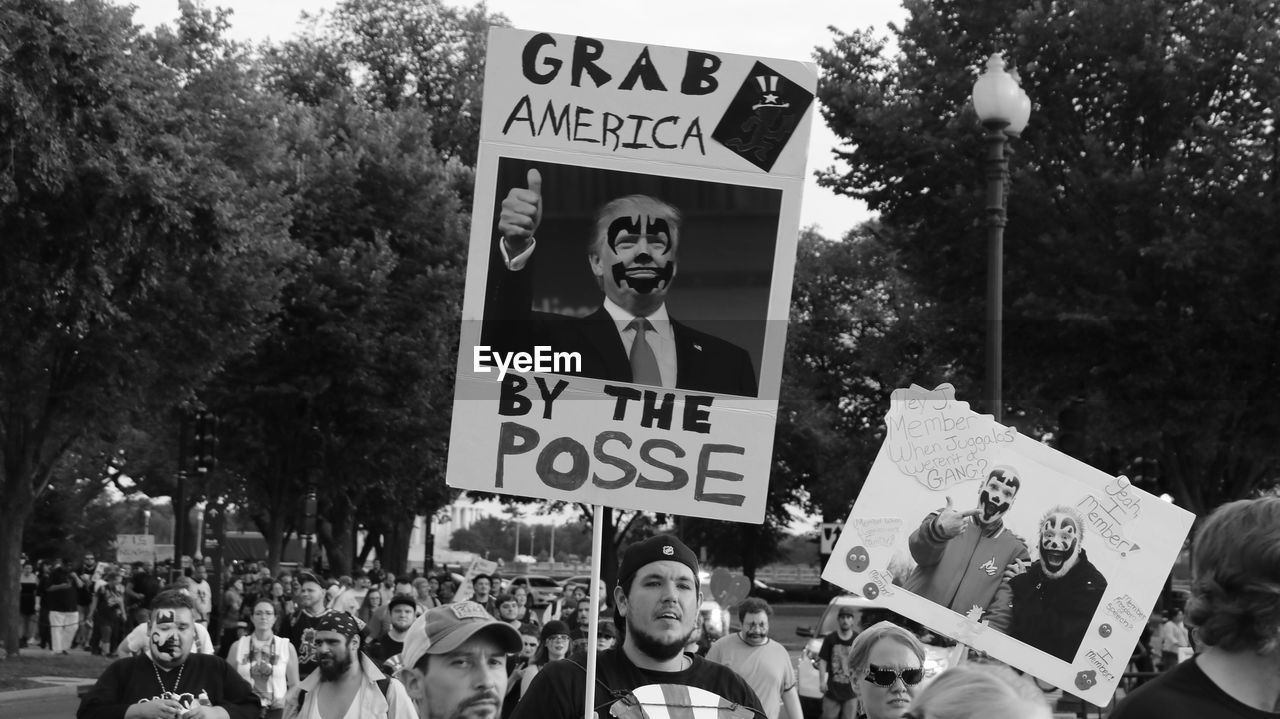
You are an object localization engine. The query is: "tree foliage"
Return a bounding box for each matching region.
[0,0,297,654]
[815,0,1280,514]
[266,0,507,166]
[207,95,472,577]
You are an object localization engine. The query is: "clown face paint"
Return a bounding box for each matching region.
[149,607,196,668]
[590,197,678,314]
[977,471,1019,526]
[1039,509,1083,578]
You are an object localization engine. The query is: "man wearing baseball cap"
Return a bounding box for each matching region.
[396,601,523,719]
[281,572,332,679]
[282,611,416,719]
[508,534,762,718]
[365,594,420,673]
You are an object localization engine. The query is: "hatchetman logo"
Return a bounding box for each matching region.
[662,545,674,556]
[474,345,582,381]
[712,61,814,171]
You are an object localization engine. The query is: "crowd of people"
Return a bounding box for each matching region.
[50,495,1280,718]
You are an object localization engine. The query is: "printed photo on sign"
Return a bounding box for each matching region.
[446,27,815,524]
[822,384,1195,706]
[478,157,779,398]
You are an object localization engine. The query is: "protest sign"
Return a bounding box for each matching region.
[446,27,815,524]
[115,534,156,565]
[823,384,1196,706]
[453,557,501,604]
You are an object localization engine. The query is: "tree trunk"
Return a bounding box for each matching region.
[601,507,619,597]
[739,525,760,580]
[1,491,33,656]
[261,516,286,577]
[320,509,353,577]
[356,531,378,567]
[382,518,413,577]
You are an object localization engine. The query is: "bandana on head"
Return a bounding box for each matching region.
[315,611,361,639]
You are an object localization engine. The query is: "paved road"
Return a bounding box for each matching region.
[1,692,80,719]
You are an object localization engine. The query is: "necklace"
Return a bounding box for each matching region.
[151,659,185,696]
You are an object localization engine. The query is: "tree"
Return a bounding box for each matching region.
[0,0,296,654]
[267,0,508,165]
[205,94,471,577]
[815,0,1280,514]
[767,226,956,527]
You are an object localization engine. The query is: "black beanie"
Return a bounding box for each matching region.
[616,534,700,591]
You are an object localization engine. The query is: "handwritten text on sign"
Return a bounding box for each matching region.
[495,374,748,507]
[885,386,1015,490]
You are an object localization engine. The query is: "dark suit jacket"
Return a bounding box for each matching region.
[482,249,758,397]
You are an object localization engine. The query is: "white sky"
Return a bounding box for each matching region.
[128,0,912,239]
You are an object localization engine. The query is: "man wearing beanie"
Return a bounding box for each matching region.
[508,534,762,718]
[282,611,416,719]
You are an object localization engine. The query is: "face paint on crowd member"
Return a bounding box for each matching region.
[977,466,1021,526]
[589,196,680,315]
[149,607,196,669]
[1038,506,1084,579]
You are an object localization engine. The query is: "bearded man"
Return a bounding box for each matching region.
[508,534,762,718]
[904,466,1031,631]
[78,590,259,719]
[364,594,420,674]
[485,169,758,397]
[1008,505,1109,662]
[281,612,416,719]
[281,572,331,679]
[706,598,801,719]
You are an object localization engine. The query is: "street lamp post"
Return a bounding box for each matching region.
[971,53,1030,424]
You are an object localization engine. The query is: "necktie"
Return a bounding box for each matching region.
[628,318,661,385]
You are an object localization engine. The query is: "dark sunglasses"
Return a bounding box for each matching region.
[864,664,924,687]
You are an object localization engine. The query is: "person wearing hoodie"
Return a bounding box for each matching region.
[1007,505,1108,662]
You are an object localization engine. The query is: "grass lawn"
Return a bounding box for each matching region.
[0,651,112,692]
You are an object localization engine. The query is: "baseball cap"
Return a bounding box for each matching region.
[617,534,700,591]
[296,571,324,589]
[387,593,417,613]
[399,601,522,672]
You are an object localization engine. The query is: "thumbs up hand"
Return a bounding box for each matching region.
[499,168,543,257]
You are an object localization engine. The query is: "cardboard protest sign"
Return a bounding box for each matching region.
[822,384,1196,706]
[446,27,815,523]
[453,557,500,604]
[115,534,156,565]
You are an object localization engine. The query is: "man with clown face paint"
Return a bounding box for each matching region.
[904,466,1031,632]
[1007,505,1109,662]
[487,168,758,396]
[79,590,259,719]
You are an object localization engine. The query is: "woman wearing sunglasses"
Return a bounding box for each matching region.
[848,621,927,719]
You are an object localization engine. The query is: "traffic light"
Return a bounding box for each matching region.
[193,411,219,474]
